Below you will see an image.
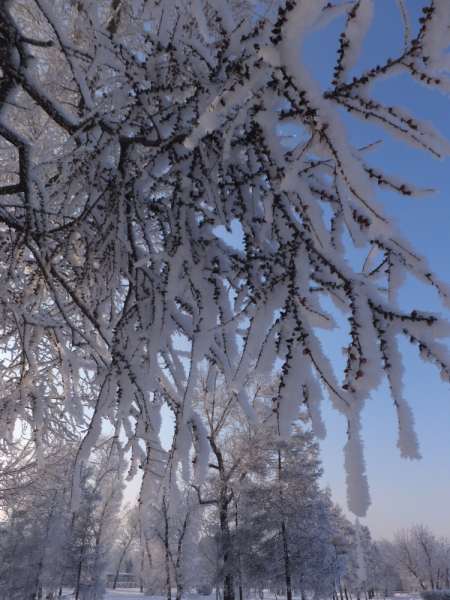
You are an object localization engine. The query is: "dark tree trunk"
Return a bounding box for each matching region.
[175,512,190,600]
[162,498,172,600]
[209,435,235,600]
[75,545,84,600]
[113,537,132,590]
[32,490,58,600]
[236,501,243,600]
[281,520,292,600]
[220,505,234,600]
[278,451,292,600]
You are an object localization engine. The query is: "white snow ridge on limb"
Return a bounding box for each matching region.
[0,0,450,518]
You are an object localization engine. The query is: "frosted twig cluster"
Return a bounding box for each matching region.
[0,0,450,515]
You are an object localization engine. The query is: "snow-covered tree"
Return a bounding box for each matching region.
[0,435,123,600]
[237,423,342,600]
[0,440,77,600]
[355,520,368,599]
[375,540,403,598]
[64,462,118,600]
[143,487,200,600]
[391,524,450,591]
[191,369,274,600]
[109,505,140,590]
[190,370,350,600]
[2,0,450,516]
[327,504,355,600]
[326,505,384,600]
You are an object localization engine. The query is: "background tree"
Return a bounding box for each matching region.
[237,423,342,600]
[0,439,76,600]
[390,524,450,591]
[375,540,403,598]
[109,506,139,590]
[143,487,200,600]
[192,369,274,600]
[191,371,353,600]
[0,436,122,600]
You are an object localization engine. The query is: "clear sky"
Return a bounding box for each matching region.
[126,0,450,542]
[301,0,450,541]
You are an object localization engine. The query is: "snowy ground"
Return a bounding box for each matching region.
[104,590,146,600]
[103,591,422,600]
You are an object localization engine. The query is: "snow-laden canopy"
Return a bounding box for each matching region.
[1,0,450,515]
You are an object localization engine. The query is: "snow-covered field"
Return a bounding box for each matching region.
[104,590,146,600]
[104,592,422,600]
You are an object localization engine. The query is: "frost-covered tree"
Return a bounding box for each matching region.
[191,369,274,600]
[109,505,139,590]
[2,0,450,515]
[375,540,403,598]
[0,440,77,600]
[0,436,123,600]
[143,488,200,600]
[237,423,342,600]
[328,511,382,600]
[65,449,124,600]
[391,524,450,591]
[190,371,349,600]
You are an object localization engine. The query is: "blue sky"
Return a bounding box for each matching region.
[126,0,450,541]
[303,0,450,540]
